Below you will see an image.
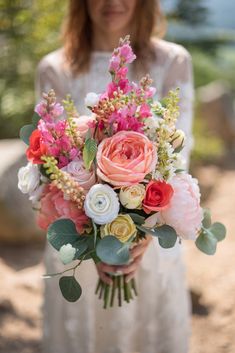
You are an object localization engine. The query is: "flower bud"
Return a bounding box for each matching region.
[59,244,76,264]
[171,129,185,150]
[119,184,145,209]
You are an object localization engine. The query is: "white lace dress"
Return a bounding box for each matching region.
[36,39,194,353]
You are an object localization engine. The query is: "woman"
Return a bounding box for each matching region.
[36,1,193,352]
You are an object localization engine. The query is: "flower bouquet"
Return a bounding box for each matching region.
[18,36,226,308]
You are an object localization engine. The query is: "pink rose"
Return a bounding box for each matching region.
[96,131,157,187]
[37,185,90,234]
[157,174,203,240]
[73,114,96,138]
[62,157,96,191]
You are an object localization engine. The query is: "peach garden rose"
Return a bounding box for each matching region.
[96,131,157,187]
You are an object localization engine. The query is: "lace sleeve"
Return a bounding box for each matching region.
[161,47,194,169]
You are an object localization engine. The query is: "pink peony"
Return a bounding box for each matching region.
[37,185,90,234]
[157,174,203,240]
[62,157,96,191]
[73,115,96,138]
[96,131,157,187]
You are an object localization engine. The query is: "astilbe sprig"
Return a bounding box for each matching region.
[42,156,86,208]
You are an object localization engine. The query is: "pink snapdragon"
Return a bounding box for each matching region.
[35,102,64,123]
[38,119,79,168]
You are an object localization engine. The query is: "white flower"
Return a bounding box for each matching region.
[59,244,76,264]
[29,184,46,208]
[18,162,41,194]
[84,184,120,225]
[84,92,99,108]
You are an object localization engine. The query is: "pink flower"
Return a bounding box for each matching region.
[96,131,157,187]
[157,174,203,240]
[73,115,96,138]
[119,44,136,64]
[139,103,152,118]
[62,157,96,191]
[37,185,90,233]
[109,55,121,72]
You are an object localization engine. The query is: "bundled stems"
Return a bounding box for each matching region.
[95,275,138,308]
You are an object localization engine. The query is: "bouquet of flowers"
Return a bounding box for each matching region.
[18,36,226,308]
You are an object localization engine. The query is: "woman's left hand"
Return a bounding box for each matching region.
[115,235,152,283]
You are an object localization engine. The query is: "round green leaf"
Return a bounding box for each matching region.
[156,225,178,249]
[19,124,35,145]
[96,236,130,265]
[202,208,212,229]
[59,276,82,302]
[47,219,80,250]
[196,231,217,255]
[32,112,41,127]
[210,222,226,242]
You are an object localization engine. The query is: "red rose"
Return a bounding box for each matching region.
[143,180,174,214]
[26,129,47,164]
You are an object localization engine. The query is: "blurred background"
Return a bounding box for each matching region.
[0,1,235,352]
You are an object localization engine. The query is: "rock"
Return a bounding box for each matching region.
[0,139,45,244]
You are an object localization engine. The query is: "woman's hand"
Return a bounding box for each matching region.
[96,236,152,285]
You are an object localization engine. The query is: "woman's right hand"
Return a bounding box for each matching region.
[96,262,119,285]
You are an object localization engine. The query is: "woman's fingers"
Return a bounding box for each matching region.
[115,254,143,275]
[125,271,136,283]
[97,270,113,285]
[97,262,118,274]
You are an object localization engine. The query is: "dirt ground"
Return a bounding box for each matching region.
[0,157,234,353]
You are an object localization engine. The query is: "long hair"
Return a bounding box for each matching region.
[62,0,166,76]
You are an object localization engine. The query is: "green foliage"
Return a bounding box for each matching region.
[19,124,35,145]
[83,137,98,170]
[47,219,81,251]
[196,209,226,255]
[59,276,82,302]
[0,0,65,138]
[96,236,130,265]
[168,0,209,26]
[136,224,178,249]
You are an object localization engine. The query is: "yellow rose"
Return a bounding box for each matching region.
[119,184,145,209]
[100,214,137,243]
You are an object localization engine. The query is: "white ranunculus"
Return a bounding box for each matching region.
[59,244,76,264]
[84,92,99,108]
[18,163,41,194]
[84,184,120,225]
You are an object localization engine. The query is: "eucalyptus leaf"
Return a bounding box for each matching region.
[96,236,130,265]
[210,222,226,242]
[128,213,145,225]
[59,276,82,302]
[19,124,35,145]
[83,138,97,170]
[73,239,89,259]
[196,231,217,255]
[156,225,178,248]
[47,219,80,251]
[202,208,212,229]
[32,112,41,127]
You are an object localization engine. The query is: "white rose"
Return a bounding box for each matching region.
[18,163,40,194]
[29,184,46,208]
[84,92,99,108]
[84,184,120,225]
[59,244,76,264]
[119,184,145,209]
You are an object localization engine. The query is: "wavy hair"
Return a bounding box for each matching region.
[62,0,166,75]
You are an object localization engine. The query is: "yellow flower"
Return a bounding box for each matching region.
[119,184,145,209]
[100,214,137,243]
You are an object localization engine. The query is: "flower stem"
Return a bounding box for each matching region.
[103,283,111,309]
[131,278,138,296]
[117,276,122,307]
[110,276,117,307]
